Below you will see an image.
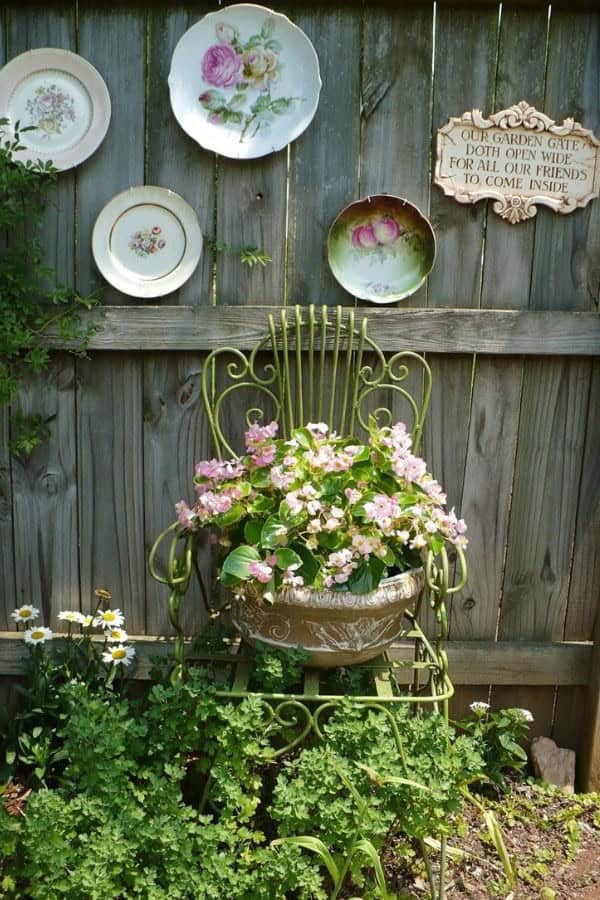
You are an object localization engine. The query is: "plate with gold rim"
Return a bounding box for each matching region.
[0,47,111,171]
[92,186,203,299]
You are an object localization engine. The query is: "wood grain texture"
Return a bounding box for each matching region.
[7,8,79,626]
[146,5,215,306]
[499,358,590,641]
[76,7,146,301]
[360,4,434,308]
[0,634,592,685]
[451,358,521,639]
[425,6,499,633]
[143,353,211,634]
[76,355,146,633]
[499,9,599,739]
[529,11,600,311]
[286,7,361,306]
[40,306,600,353]
[580,614,600,790]
[0,8,15,630]
[216,155,287,305]
[11,360,79,623]
[452,8,548,716]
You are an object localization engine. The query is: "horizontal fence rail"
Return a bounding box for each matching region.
[44,307,600,354]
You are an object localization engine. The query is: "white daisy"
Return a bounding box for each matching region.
[93,608,125,628]
[58,610,85,624]
[469,701,490,713]
[104,627,129,643]
[10,605,40,624]
[24,626,53,645]
[102,644,135,667]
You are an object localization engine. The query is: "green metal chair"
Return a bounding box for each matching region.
[149,304,466,724]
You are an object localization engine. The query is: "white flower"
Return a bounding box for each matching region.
[24,626,53,645]
[514,708,534,722]
[58,610,86,624]
[11,605,40,624]
[469,701,490,713]
[81,615,94,627]
[102,644,136,667]
[93,609,125,628]
[105,627,129,643]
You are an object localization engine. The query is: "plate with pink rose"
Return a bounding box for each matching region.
[168,3,321,159]
[328,196,437,304]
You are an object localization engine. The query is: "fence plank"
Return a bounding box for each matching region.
[76,7,146,301]
[0,635,591,685]
[0,8,16,630]
[360,3,434,308]
[286,7,361,306]
[455,7,548,714]
[146,4,215,307]
[40,307,600,353]
[216,156,286,305]
[7,7,79,628]
[498,9,599,741]
[425,3,499,511]
[76,355,146,632]
[143,353,211,634]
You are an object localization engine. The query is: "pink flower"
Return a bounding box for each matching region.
[175,500,196,529]
[201,43,243,88]
[245,421,279,450]
[351,225,377,250]
[271,466,295,490]
[248,560,273,584]
[151,226,161,235]
[345,487,361,505]
[252,444,276,467]
[372,217,401,244]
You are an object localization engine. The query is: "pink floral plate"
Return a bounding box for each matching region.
[328,196,437,304]
[0,48,110,171]
[92,186,203,299]
[169,3,321,159]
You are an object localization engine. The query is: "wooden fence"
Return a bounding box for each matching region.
[1,0,599,783]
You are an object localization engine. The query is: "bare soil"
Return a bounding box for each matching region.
[384,782,600,899]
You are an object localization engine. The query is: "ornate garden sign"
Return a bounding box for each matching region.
[434,101,600,224]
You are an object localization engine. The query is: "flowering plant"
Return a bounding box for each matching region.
[175,419,466,601]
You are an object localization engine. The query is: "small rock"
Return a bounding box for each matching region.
[531,736,576,793]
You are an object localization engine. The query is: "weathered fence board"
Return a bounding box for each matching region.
[40,307,600,353]
[286,8,361,306]
[76,7,146,301]
[146,4,215,307]
[1,2,599,759]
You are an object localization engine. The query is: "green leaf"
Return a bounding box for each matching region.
[274,547,302,571]
[261,516,288,548]
[351,839,393,899]
[244,519,264,544]
[221,545,261,581]
[483,809,516,886]
[261,18,275,39]
[347,557,385,594]
[5,749,15,765]
[250,466,271,488]
[215,503,244,528]
[271,836,340,884]
[291,427,313,449]
[292,543,319,586]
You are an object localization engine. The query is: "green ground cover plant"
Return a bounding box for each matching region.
[1,615,541,900]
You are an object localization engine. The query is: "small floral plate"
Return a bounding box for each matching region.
[169,3,321,159]
[92,186,203,299]
[328,195,437,304]
[0,48,111,171]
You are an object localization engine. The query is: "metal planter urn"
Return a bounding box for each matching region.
[231,567,425,667]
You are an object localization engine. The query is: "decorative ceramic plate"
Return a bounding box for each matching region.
[328,195,437,304]
[169,3,321,159]
[92,187,203,299]
[0,48,111,171]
